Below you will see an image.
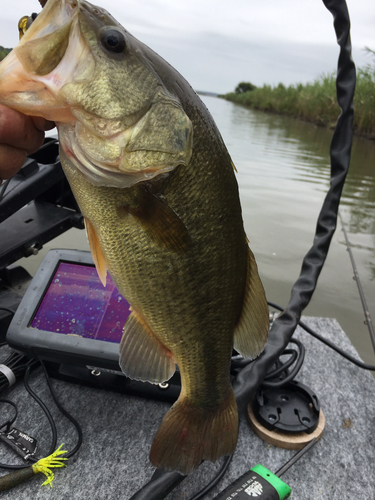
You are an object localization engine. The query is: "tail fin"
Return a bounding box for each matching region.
[149,390,238,474]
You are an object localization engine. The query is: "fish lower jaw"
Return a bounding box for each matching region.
[58,124,179,189]
[58,124,142,188]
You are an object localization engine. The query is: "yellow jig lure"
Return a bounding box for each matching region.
[0,444,67,492]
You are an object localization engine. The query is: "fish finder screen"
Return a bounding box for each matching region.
[30,262,131,343]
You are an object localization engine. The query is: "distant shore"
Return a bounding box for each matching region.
[0,46,11,61]
[221,70,375,141]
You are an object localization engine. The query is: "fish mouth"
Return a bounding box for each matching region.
[0,0,86,122]
[59,123,138,188]
[0,0,193,188]
[59,122,179,188]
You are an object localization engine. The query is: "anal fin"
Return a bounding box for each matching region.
[119,310,176,384]
[234,246,269,359]
[84,217,108,287]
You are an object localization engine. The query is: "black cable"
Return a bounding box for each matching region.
[128,468,186,500]
[23,365,58,460]
[0,370,45,470]
[0,357,83,469]
[263,351,298,380]
[0,307,16,316]
[0,400,18,431]
[299,319,375,370]
[39,360,83,459]
[262,338,305,387]
[129,455,234,500]
[231,341,304,387]
[189,455,233,500]
[268,301,375,371]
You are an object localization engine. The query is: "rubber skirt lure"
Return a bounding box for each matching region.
[0,444,67,492]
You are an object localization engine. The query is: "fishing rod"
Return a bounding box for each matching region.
[338,210,375,354]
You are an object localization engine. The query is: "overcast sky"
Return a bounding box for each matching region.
[0,0,373,94]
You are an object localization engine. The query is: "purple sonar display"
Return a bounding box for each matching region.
[31,262,131,343]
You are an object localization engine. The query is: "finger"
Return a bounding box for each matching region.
[0,144,27,180]
[31,116,56,132]
[0,105,45,154]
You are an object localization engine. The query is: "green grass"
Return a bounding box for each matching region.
[0,45,12,61]
[222,67,375,140]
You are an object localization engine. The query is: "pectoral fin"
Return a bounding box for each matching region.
[119,186,191,253]
[84,217,108,287]
[119,310,176,384]
[234,247,269,359]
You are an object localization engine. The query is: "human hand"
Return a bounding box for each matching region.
[0,104,55,183]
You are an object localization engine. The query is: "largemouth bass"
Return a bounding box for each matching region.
[0,0,269,474]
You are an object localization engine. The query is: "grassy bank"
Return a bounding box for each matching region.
[0,46,11,61]
[222,66,375,140]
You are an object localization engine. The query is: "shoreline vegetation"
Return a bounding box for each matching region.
[221,51,375,141]
[0,46,11,61]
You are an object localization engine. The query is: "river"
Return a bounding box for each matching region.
[16,94,375,365]
[201,94,375,365]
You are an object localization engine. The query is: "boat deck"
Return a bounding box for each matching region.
[1,317,374,499]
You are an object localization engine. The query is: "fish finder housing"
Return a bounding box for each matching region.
[6,249,128,370]
[6,248,181,401]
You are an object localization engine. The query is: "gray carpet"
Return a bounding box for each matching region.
[0,317,374,499]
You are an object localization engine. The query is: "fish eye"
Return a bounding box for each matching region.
[101,28,126,53]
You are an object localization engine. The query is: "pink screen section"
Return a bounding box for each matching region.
[31,262,131,343]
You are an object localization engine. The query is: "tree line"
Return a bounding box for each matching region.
[222,49,375,140]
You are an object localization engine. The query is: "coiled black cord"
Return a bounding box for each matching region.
[231,338,305,387]
[262,338,305,387]
[268,301,375,371]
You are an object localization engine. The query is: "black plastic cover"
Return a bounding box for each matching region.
[253,381,320,434]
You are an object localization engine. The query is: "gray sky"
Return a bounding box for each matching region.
[0,0,373,94]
